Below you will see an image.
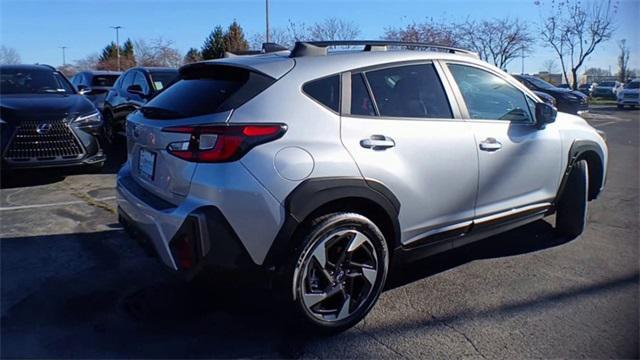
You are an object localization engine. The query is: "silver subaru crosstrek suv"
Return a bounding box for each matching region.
[117,41,607,333]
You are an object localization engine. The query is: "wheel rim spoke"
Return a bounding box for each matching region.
[336,295,351,321]
[347,232,368,252]
[303,291,328,308]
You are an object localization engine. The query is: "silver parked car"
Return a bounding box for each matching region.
[117,41,608,333]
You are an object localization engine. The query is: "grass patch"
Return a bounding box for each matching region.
[589,98,617,105]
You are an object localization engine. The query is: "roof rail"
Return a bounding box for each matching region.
[289,40,478,58]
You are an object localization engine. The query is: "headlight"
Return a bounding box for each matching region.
[74,111,102,126]
[561,93,579,101]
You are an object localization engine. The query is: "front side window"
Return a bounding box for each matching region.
[120,71,135,90]
[448,64,533,122]
[364,64,452,119]
[303,75,340,112]
[132,72,149,94]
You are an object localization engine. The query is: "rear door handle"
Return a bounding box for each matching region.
[360,135,395,150]
[479,137,502,151]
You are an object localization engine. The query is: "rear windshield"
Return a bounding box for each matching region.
[142,66,274,119]
[91,75,119,87]
[599,82,615,87]
[624,81,639,89]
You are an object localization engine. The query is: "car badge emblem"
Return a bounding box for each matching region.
[36,123,52,134]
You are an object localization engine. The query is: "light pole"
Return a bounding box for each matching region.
[110,25,123,70]
[265,0,270,44]
[59,46,68,66]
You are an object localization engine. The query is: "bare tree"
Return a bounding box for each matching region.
[135,37,182,68]
[250,27,295,49]
[308,18,360,41]
[384,20,458,47]
[542,59,559,73]
[0,46,21,64]
[538,0,617,89]
[458,18,533,69]
[617,39,631,82]
[74,53,100,71]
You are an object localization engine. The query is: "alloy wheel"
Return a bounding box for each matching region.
[297,229,379,322]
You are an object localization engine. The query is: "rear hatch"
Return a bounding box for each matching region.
[126,62,282,205]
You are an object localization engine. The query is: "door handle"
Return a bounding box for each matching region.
[360,135,395,150]
[479,137,502,152]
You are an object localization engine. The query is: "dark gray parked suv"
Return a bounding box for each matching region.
[103,67,178,143]
[71,71,121,111]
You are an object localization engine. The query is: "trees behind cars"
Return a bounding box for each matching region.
[538,0,616,89]
[383,18,533,70]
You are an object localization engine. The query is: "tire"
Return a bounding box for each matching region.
[103,110,116,146]
[556,160,589,239]
[279,212,389,334]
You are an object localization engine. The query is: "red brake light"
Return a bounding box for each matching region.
[162,124,286,163]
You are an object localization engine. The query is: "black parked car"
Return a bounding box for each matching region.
[70,71,121,111]
[1,64,105,170]
[512,74,589,115]
[102,67,178,143]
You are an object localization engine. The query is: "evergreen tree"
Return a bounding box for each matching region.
[201,26,226,59]
[224,20,249,54]
[183,48,203,64]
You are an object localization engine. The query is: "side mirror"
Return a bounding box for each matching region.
[535,102,557,129]
[127,84,147,97]
[77,85,92,95]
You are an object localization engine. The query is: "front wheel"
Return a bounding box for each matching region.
[281,213,389,334]
[556,160,589,239]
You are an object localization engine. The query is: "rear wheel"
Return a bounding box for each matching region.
[281,213,389,334]
[556,160,589,239]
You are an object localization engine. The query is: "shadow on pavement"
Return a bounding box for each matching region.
[0,219,613,358]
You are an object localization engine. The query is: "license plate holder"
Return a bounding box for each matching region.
[138,148,157,180]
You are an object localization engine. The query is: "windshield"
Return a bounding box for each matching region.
[599,82,616,87]
[149,71,179,91]
[0,68,74,95]
[523,76,557,90]
[91,75,120,87]
[624,81,639,89]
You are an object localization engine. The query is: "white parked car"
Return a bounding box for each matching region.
[617,79,639,109]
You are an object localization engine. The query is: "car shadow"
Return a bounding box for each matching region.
[0,218,586,358]
[387,219,566,289]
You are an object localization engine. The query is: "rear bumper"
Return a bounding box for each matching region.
[116,162,284,273]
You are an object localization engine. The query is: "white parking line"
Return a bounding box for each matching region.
[0,196,116,211]
[592,121,618,127]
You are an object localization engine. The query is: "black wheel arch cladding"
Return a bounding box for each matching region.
[262,177,401,268]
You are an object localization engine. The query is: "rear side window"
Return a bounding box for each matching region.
[351,73,376,116]
[142,66,275,119]
[303,75,340,112]
[365,64,452,119]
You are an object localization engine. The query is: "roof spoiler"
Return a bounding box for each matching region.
[224,42,290,58]
[289,40,478,58]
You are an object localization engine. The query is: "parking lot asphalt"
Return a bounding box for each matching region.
[1,106,638,358]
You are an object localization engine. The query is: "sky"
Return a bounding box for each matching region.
[1,0,639,75]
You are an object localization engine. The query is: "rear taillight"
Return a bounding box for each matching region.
[162,124,286,163]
